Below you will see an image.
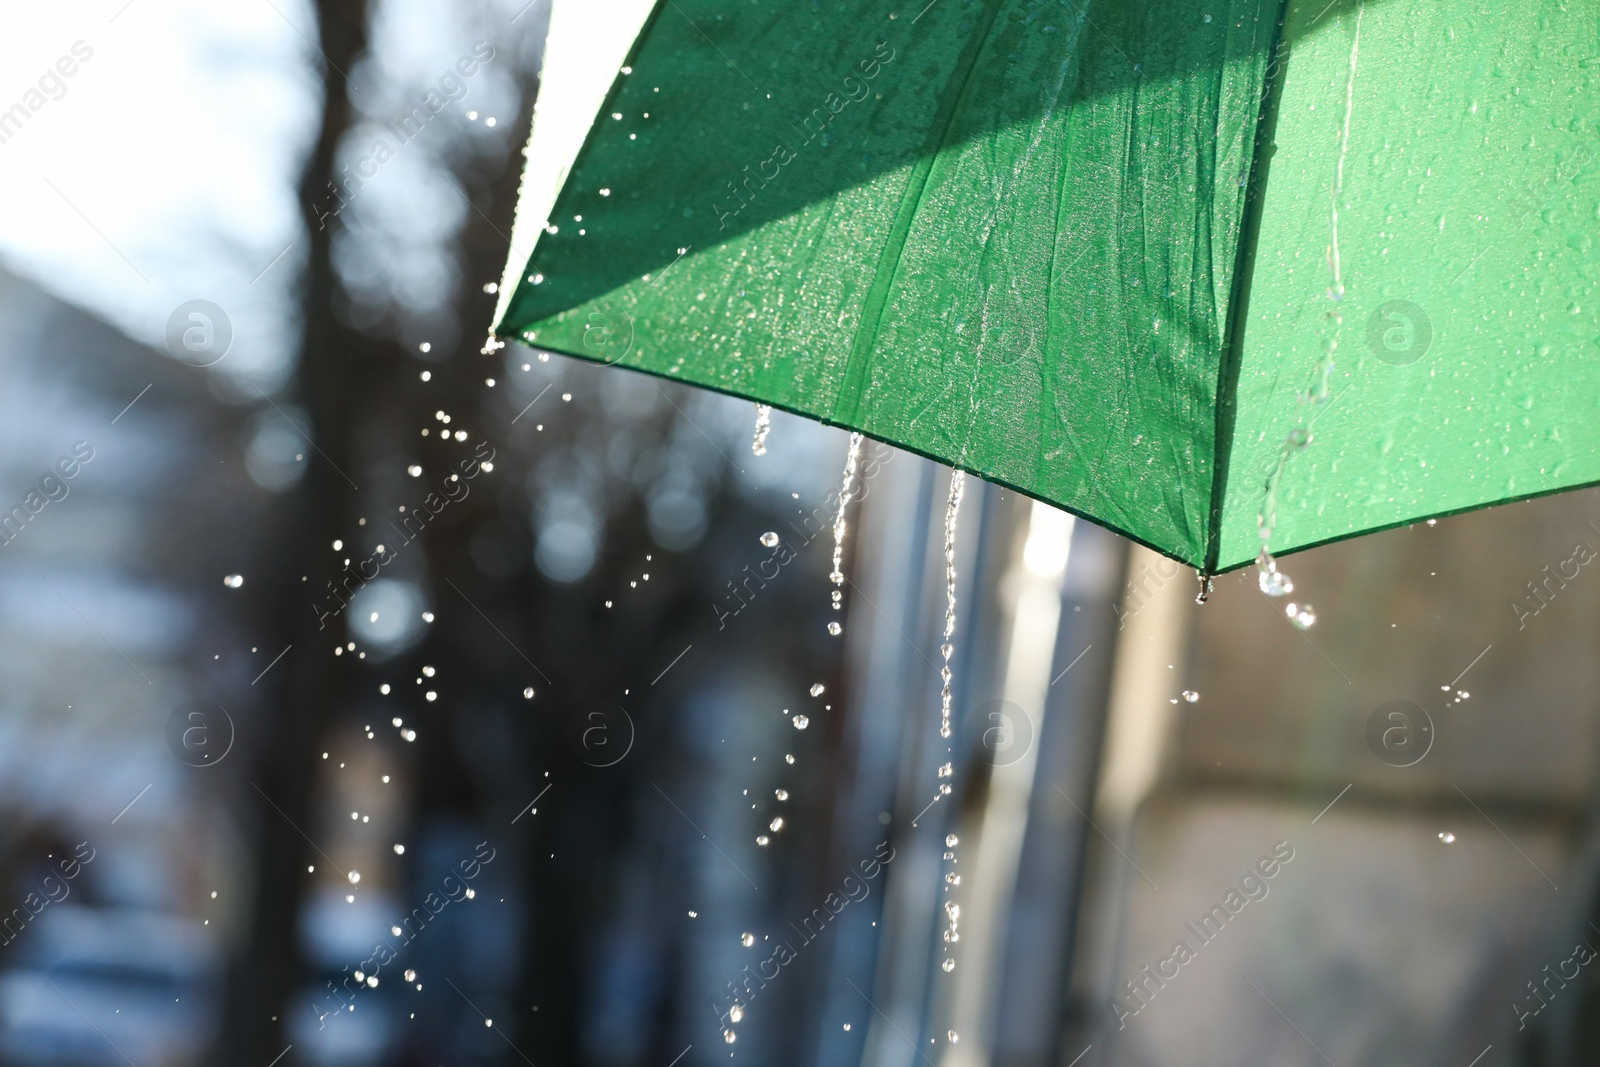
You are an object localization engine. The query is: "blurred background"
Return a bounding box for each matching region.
[2,1,1600,1065]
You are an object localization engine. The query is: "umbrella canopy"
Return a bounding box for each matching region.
[492,0,1600,575]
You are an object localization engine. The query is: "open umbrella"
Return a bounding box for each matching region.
[490,0,1600,589]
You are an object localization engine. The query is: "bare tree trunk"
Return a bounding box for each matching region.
[215,0,369,1058]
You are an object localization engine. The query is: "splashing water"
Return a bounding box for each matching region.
[829,433,866,612]
[1255,0,1363,623]
[751,403,772,455]
[939,472,965,741]
[937,470,965,974]
[944,900,963,949]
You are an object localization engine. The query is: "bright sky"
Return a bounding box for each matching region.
[0,0,318,393]
[0,0,548,396]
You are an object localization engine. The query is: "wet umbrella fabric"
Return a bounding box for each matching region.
[493,0,1600,574]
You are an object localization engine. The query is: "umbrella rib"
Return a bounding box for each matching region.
[1206,0,1294,574]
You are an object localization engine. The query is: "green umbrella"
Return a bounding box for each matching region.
[491,0,1600,587]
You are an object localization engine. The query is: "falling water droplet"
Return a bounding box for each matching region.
[945,833,958,847]
[741,932,755,947]
[1182,690,1199,702]
[755,835,770,846]
[792,715,809,730]
[1285,603,1317,629]
[752,403,772,455]
[829,433,866,607]
[948,1030,960,1043]
[1258,560,1294,596]
[942,958,956,972]
[1438,831,1456,843]
[828,621,842,636]
[774,788,788,801]
[810,683,825,697]
[223,574,244,588]
[760,531,780,548]
[769,817,784,832]
[523,688,535,699]
[724,1030,738,1044]
[729,1004,744,1022]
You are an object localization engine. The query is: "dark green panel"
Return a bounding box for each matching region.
[499,0,1279,566]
